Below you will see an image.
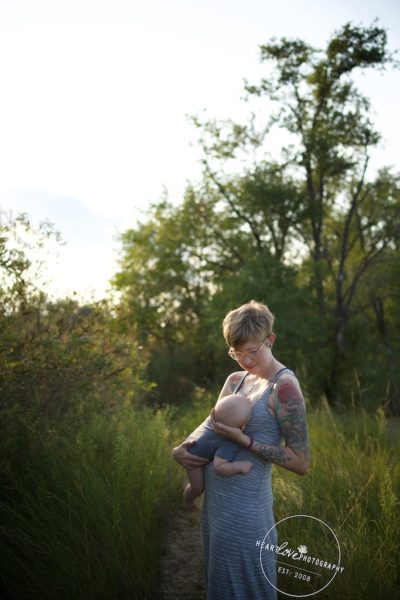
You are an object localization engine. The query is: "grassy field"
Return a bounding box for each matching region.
[0,397,399,599]
[0,404,182,600]
[272,402,400,599]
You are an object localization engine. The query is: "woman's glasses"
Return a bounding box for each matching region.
[228,339,268,362]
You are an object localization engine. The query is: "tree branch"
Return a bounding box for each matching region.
[343,241,389,311]
[204,162,264,251]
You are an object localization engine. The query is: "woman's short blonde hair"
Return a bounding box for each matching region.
[222,300,275,348]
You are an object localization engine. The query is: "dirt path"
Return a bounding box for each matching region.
[157,493,206,600]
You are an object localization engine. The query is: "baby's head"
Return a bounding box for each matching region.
[214,393,252,429]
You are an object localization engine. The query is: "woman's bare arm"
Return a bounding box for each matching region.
[250,376,310,474]
[172,441,209,469]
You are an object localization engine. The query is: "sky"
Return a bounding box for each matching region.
[0,0,399,301]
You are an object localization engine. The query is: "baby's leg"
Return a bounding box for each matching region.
[183,466,205,511]
[213,456,253,476]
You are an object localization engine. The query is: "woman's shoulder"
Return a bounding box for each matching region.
[221,371,247,395]
[275,368,298,383]
[271,369,304,402]
[227,370,247,384]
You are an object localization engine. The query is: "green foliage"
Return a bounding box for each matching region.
[326,21,393,74]
[0,403,180,599]
[113,22,400,412]
[0,210,151,416]
[0,295,150,417]
[0,210,181,599]
[287,402,400,599]
[0,210,62,309]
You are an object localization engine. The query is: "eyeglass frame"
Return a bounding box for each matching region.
[228,337,270,362]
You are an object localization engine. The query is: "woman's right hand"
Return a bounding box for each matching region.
[172,440,209,470]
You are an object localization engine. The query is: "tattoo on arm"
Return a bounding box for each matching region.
[275,381,310,462]
[253,443,289,464]
[228,374,242,393]
[251,380,310,467]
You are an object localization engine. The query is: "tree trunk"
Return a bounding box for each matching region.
[371,295,400,416]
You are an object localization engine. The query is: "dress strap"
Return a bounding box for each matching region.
[265,367,297,418]
[269,367,295,385]
[235,368,294,396]
[261,367,296,407]
[234,371,249,394]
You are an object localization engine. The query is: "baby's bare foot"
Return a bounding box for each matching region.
[183,484,199,512]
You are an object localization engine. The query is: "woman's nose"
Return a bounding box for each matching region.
[243,355,254,365]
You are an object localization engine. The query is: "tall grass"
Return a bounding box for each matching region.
[0,404,181,599]
[273,401,400,599]
[172,394,400,599]
[1,394,398,599]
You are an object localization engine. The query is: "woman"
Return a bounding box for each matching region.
[172,301,310,599]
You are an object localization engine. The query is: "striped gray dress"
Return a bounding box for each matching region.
[199,368,292,599]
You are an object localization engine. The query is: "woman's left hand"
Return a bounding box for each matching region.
[210,409,244,444]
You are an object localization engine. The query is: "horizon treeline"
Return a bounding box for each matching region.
[1,21,400,417]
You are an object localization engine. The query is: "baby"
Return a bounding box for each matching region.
[183,393,253,511]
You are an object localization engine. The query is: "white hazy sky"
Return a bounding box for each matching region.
[1,0,399,300]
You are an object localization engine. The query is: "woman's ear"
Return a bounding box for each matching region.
[268,332,277,348]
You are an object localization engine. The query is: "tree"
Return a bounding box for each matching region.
[191,21,400,409]
[0,210,61,311]
[114,22,400,413]
[0,210,150,419]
